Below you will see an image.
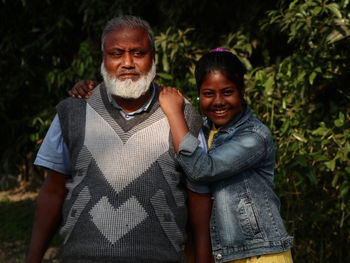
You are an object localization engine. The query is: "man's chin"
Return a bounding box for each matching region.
[108,79,151,99]
[113,89,149,100]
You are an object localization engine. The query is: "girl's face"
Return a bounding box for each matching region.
[199,70,244,127]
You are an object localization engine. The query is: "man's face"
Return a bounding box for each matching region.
[102,26,154,81]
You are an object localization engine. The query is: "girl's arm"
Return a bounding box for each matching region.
[177,130,269,183]
[159,88,212,262]
[68,80,96,98]
[158,87,189,153]
[159,87,269,184]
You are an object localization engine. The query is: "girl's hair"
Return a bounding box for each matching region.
[195,50,246,93]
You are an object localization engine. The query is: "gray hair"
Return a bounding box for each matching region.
[101,15,155,52]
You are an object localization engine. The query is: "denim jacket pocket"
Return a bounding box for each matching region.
[237,195,263,239]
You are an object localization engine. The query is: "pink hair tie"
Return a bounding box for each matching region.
[209,48,231,53]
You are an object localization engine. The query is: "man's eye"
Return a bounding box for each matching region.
[133,51,146,57]
[110,52,123,57]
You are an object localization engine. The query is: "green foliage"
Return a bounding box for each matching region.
[1,0,349,262]
[241,1,350,261]
[155,27,203,107]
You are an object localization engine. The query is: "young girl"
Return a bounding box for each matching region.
[158,49,293,263]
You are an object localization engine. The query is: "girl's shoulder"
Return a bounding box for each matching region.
[241,115,274,146]
[228,113,273,143]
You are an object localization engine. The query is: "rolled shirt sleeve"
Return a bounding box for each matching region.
[183,129,210,194]
[34,114,71,175]
[177,130,267,183]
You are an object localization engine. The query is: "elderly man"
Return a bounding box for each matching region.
[26,16,211,263]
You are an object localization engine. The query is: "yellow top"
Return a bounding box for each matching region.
[207,124,222,148]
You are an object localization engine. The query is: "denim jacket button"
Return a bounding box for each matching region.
[216,253,222,260]
[211,226,215,231]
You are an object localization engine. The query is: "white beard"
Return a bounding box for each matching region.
[101,62,156,99]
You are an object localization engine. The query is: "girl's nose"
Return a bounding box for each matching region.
[213,94,225,106]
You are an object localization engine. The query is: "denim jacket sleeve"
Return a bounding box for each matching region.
[176,130,267,183]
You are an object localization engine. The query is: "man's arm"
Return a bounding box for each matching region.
[26,170,67,263]
[187,190,212,263]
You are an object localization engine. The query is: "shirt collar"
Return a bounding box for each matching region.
[106,82,156,120]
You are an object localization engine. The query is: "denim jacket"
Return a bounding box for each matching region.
[177,105,293,262]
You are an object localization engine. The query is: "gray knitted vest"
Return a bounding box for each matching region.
[56,83,202,263]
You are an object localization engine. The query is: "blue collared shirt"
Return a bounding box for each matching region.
[106,83,156,120]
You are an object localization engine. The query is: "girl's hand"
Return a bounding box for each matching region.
[159,86,184,117]
[68,80,96,99]
[159,86,188,153]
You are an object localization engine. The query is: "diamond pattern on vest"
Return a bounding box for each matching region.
[89,195,148,244]
[84,103,170,193]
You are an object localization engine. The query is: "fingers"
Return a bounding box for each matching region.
[87,80,96,90]
[69,80,96,99]
[159,86,181,95]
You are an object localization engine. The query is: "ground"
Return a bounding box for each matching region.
[0,188,60,263]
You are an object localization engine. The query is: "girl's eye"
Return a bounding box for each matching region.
[223,90,234,95]
[202,91,213,96]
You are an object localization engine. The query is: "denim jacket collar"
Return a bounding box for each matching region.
[203,104,251,136]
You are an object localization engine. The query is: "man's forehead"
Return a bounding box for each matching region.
[105,26,149,48]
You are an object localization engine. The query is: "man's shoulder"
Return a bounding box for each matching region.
[57,96,86,112]
[183,99,201,119]
[182,99,203,135]
[57,83,104,109]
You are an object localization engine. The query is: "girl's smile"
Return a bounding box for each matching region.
[199,70,244,127]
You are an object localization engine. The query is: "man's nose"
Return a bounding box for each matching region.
[121,52,135,68]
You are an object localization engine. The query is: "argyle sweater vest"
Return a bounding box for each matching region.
[56,83,202,263]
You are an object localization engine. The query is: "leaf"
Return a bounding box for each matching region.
[326,3,342,18]
[344,142,350,160]
[325,159,336,171]
[162,54,169,72]
[293,133,307,142]
[332,174,339,187]
[312,126,330,137]
[334,112,345,127]
[326,27,350,43]
[157,72,173,80]
[312,6,322,16]
[309,71,317,85]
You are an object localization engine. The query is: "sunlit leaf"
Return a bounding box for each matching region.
[326,3,342,18]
